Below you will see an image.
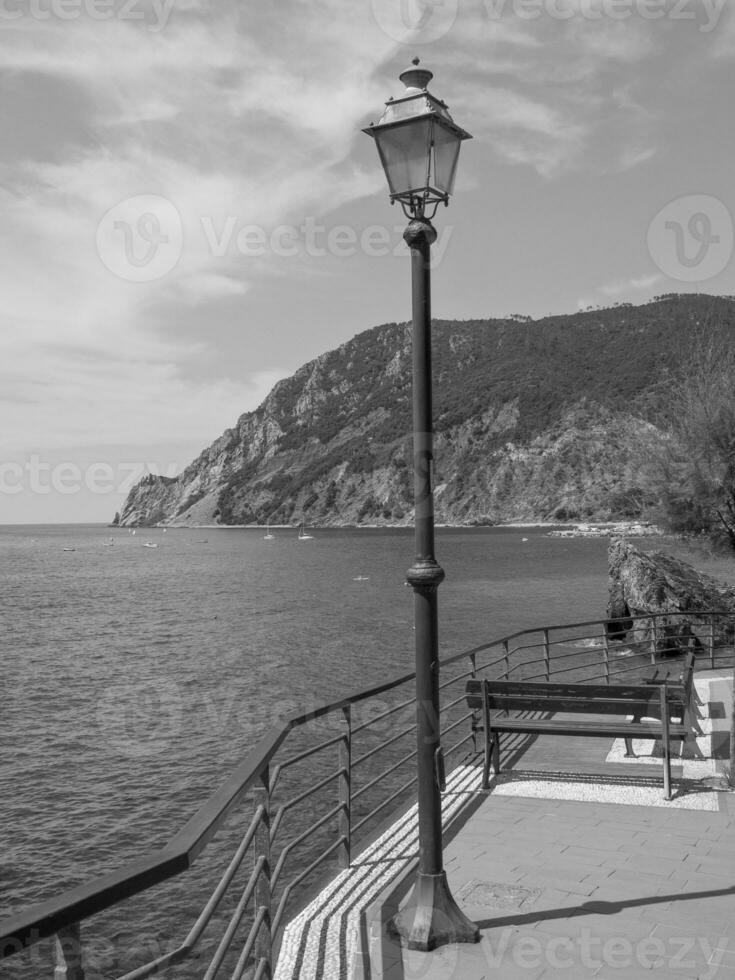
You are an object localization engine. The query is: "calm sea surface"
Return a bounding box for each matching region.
[3,522,721,975]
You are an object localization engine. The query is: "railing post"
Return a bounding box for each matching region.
[338,705,351,870]
[503,640,510,681]
[54,923,85,980]
[650,615,657,665]
[254,766,272,979]
[709,615,716,669]
[543,629,550,682]
[729,656,735,790]
[469,653,478,753]
[602,626,610,685]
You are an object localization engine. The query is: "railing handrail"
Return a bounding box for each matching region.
[3,609,732,955]
[453,610,733,665]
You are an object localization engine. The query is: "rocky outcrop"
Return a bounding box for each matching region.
[606,539,735,648]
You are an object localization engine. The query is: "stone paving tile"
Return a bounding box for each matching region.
[621,853,676,876]
[598,867,676,893]
[709,945,735,972]
[558,845,615,866]
[515,871,599,897]
[401,931,547,980]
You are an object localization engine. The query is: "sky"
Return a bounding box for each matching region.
[2,0,735,523]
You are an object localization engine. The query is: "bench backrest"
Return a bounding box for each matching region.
[466,678,688,719]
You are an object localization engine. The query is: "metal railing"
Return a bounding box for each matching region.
[2,610,733,979]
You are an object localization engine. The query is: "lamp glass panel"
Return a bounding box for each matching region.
[374,118,432,197]
[431,122,463,196]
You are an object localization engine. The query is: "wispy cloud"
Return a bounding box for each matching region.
[599,273,664,298]
[0,2,398,455]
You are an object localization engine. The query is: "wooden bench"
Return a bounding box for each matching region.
[466,653,697,800]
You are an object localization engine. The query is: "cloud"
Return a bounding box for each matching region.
[0,1,400,463]
[430,3,664,176]
[599,273,664,298]
[0,346,287,454]
[577,273,664,310]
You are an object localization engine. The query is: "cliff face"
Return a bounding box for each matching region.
[118,295,735,527]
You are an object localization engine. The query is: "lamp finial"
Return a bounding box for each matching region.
[399,59,433,92]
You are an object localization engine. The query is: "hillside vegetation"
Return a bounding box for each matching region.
[116,294,735,530]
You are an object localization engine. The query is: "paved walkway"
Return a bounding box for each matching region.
[277,670,735,979]
[394,789,735,979]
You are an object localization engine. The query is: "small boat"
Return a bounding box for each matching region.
[298,522,313,541]
[62,547,76,552]
[143,542,158,549]
[263,521,274,540]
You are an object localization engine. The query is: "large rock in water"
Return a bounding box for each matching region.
[606,539,735,648]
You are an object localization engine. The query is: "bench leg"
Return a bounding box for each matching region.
[482,730,500,787]
[625,711,642,756]
[482,679,491,789]
[492,732,500,775]
[660,686,672,801]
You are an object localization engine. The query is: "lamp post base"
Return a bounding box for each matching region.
[390,871,480,951]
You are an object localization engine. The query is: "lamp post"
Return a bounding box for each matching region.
[363,60,479,952]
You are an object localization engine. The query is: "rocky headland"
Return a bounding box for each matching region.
[116,295,735,529]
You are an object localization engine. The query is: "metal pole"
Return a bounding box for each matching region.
[338,705,351,870]
[254,767,272,980]
[391,216,479,951]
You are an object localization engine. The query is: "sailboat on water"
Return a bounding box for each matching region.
[263,521,274,540]
[297,521,313,541]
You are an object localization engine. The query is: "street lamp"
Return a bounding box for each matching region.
[363,60,479,952]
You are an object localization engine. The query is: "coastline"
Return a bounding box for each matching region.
[117,520,662,536]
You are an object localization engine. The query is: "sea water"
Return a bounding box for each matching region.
[0,523,644,973]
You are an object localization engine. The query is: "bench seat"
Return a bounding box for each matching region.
[482,717,689,741]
